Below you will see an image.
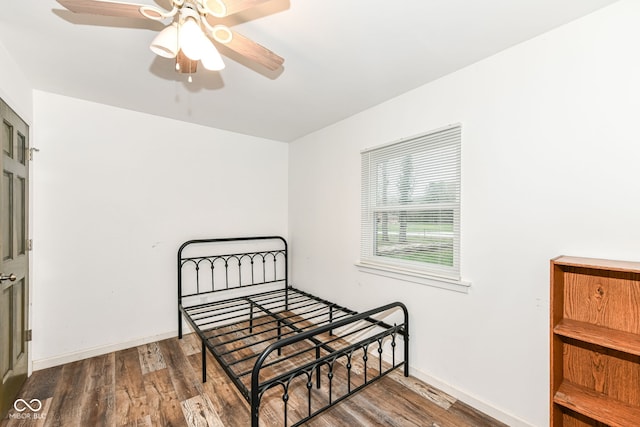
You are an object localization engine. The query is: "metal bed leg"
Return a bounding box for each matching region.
[404,336,410,377]
[277,319,282,356]
[404,312,410,377]
[251,402,259,427]
[251,361,260,427]
[202,340,207,383]
[315,347,321,388]
[178,310,182,339]
[329,305,334,336]
[249,301,254,333]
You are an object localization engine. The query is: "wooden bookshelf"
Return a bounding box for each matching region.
[550,256,640,427]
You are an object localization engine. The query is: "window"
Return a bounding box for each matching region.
[360,124,463,286]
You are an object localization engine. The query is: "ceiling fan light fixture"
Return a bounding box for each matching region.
[201,39,225,71]
[150,23,178,58]
[180,16,206,61]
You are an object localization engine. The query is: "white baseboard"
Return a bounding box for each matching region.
[32,330,179,371]
[409,367,535,427]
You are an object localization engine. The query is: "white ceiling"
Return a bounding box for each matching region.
[0,0,619,142]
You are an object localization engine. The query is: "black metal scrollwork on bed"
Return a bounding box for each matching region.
[177,236,409,427]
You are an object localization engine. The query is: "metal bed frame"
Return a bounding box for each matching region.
[178,236,409,427]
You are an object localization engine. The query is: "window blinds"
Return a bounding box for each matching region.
[361,124,461,279]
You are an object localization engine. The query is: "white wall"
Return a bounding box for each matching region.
[31,91,288,367]
[288,1,640,426]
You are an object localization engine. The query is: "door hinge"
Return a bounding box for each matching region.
[28,147,40,161]
[27,239,33,251]
[25,329,32,342]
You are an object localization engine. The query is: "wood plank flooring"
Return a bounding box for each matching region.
[1,334,507,426]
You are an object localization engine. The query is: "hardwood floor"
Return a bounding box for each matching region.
[1,334,507,427]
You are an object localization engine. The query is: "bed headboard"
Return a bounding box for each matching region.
[177,236,288,301]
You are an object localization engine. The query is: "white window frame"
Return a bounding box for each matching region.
[357,124,470,293]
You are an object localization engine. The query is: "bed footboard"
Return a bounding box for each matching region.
[250,301,409,427]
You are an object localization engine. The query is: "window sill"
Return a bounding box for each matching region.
[355,261,471,293]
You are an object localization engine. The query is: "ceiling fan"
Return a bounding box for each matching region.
[56,0,285,79]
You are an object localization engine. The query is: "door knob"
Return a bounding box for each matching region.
[0,273,16,282]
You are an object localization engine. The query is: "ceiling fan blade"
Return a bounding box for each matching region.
[56,0,154,19]
[154,0,173,10]
[207,0,271,17]
[215,28,283,71]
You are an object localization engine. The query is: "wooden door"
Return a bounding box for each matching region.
[0,98,29,419]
